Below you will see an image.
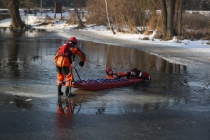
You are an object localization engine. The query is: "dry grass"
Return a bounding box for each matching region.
[144,15,161,35]
[182,12,210,40]
[145,11,210,40]
[66,13,77,25]
[85,16,106,26]
[183,28,210,40]
[85,14,107,26]
[183,12,210,30]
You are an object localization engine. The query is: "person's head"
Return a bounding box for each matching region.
[69,37,77,46]
[106,68,113,75]
[130,68,138,76]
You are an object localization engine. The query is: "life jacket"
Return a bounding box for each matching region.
[105,74,118,79]
[54,42,75,64]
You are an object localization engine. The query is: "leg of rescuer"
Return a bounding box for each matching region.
[56,72,64,95]
[56,56,65,96]
[61,57,76,97]
[65,66,74,97]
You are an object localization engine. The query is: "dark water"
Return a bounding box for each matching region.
[0,30,209,114]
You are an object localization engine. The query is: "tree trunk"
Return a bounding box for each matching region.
[114,12,120,32]
[105,0,116,35]
[165,0,175,40]
[113,0,119,32]
[7,0,25,29]
[174,0,178,36]
[160,0,167,39]
[160,0,176,40]
[177,0,183,37]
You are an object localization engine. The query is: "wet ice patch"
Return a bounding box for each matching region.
[187,81,210,89]
[4,90,57,98]
[188,81,203,87]
[168,104,210,112]
[40,69,49,72]
[25,99,32,101]
[0,83,57,98]
[187,106,210,112]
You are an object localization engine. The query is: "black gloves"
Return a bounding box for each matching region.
[126,72,131,79]
[79,61,84,67]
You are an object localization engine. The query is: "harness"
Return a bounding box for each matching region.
[55,42,75,65]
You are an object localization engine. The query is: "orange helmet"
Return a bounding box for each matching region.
[106,68,113,75]
[69,37,77,45]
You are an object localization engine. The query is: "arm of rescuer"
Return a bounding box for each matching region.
[71,47,86,67]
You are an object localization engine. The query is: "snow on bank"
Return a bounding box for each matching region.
[1,12,209,48]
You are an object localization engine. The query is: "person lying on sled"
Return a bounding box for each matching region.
[105,67,151,80]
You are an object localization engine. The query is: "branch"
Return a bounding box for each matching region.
[1,0,8,7]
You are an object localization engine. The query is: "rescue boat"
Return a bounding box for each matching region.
[72,78,144,91]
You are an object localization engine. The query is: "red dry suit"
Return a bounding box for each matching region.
[54,42,86,87]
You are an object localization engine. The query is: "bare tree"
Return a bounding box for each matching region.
[160,0,176,40]
[166,0,175,39]
[75,7,85,29]
[86,0,149,34]
[112,0,147,33]
[86,0,106,25]
[1,0,25,29]
[105,0,115,34]
[176,0,183,37]
[72,0,86,29]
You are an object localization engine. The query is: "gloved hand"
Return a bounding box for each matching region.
[79,61,84,67]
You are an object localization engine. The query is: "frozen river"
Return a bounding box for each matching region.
[0,30,210,140]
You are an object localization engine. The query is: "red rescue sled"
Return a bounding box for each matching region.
[72,78,144,91]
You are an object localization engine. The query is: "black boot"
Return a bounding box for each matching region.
[65,86,76,97]
[58,85,64,96]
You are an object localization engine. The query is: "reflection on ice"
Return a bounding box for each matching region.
[72,91,192,114]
